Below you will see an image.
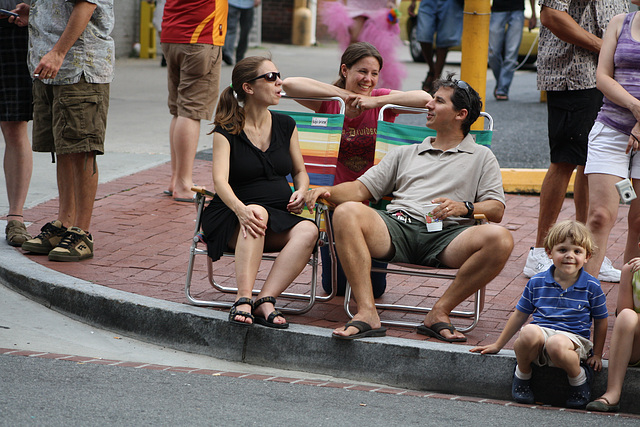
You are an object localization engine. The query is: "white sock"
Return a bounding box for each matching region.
[515,366,532,380]
[568,367,586,386]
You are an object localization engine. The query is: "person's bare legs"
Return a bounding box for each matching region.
[420,42,436,91]
[170,115,200,200]
[167,115,178,194]
[595,308,640,405]
[1,121,32,217]
[253,220,318,325]
[545,334,582,377]
[585,173,621,276]
[428,224,514,340]
[534,162,576,247]
[574,165,589,224]
[432,47,449,81]
[624,182,640,262]
[56,152,98,232]
[348,16,366,44]
[513,324,546,375]
[331,202,394,337]
[227,205,270,324]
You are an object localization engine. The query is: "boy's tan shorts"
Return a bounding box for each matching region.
[162,42,221,121]
[532,326,593,367]
[32,76,108,155]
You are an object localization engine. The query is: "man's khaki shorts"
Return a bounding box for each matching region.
[32,76,109,155]
[162,43,222,121]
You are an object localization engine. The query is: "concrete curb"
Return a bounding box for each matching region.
[1,242,638,413]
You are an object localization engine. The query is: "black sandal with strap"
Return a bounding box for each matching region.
[253,296,289,329]
[229,297,254,326]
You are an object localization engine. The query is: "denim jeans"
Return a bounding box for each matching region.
[223,5,254,63]
[488,10,524,96]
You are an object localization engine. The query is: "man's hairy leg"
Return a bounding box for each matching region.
[331,202,394,337]
[535,162,575,246]
[431,224,514,339]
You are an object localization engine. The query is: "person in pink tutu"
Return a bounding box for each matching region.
[283,42,431,299]
[321,0,406,89]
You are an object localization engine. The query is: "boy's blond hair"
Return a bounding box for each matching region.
[543,220,596,257]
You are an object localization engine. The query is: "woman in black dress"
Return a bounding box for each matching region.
[202,56,318,328]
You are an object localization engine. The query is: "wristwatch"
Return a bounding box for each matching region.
[463,201,474,218]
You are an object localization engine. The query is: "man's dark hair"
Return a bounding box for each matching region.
[432,72,483,136]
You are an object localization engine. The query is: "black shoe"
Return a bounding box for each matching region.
[160,55,167,67]
[222,53,234,66]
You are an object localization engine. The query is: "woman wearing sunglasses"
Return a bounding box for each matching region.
[201,57,319,328]
[282,42,431,298]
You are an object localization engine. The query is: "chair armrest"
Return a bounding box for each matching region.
[473,213,488,224]
[191,186,215,198]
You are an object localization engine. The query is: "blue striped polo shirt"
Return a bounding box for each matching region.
[516,266,608,340]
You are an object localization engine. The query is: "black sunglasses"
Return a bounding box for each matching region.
[454,79,472,104]
[248,72,281,82]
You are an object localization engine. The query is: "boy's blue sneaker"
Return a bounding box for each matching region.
[566,364,594,409]
[512,371,535,404]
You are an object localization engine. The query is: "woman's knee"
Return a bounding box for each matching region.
[587,204,617,231]
[615,308,640,333]
[294,220,320,247]
[248,204,269,226]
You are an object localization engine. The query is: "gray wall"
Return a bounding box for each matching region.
[113,0,140,58]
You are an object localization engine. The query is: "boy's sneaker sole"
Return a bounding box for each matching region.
[48,227,94,262]
[21,220,67,254]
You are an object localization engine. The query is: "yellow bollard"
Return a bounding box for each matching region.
[292,0,312,46]
[460,0,491,130]
[140,1,157,59]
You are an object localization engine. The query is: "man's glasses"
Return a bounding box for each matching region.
[248,72,281,82]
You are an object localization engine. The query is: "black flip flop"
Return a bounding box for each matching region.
[332,320,387,340]
[417,322,467,343]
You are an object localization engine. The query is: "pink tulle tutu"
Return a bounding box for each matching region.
[321,2,407,90]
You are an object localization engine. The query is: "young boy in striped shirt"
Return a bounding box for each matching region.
[471,220,608,408]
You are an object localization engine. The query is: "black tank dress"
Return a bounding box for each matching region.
[202,112,310,261]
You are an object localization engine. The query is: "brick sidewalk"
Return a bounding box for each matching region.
[14,159,630,352]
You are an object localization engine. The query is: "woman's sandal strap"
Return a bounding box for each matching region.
[254,296,276,308]
[229,308,254,322]
[232,297,254,309]
[267,309,285,323]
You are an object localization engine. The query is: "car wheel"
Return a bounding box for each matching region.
[408,19,425,63]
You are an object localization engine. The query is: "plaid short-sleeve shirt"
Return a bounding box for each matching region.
[537,0,627,91]
[28,0,115,85]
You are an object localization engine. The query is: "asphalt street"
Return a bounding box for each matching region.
[2,354,635,426]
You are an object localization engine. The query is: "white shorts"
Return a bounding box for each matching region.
[531,326,593,367]
[585,122,640,179]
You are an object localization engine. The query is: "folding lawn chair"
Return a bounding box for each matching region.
[184,97,344,314]
[342,105,494,331]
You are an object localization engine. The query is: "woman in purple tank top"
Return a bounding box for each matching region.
[584,7,640,285]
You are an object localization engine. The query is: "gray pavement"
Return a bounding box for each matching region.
[3,43,637,414]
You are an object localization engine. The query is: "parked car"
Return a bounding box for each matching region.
[398,0,538,64]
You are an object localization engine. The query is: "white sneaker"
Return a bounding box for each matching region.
[598,257,620,283]
[523,247,552,278]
